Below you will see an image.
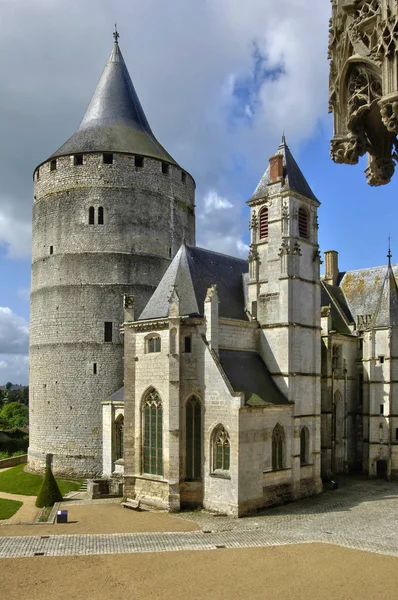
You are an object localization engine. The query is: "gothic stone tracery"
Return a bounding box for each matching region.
[329,0,398,185]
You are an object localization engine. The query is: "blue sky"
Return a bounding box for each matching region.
[0,0,397,385]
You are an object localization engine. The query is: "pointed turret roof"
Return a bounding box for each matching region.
[139,244,248,321]
[50,35,177,164]
[250,136,318,202]
[370,251,398,328]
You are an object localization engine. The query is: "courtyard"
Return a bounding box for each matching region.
[0,475,397,599]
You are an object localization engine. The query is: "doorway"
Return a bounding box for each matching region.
[376,459,388,480]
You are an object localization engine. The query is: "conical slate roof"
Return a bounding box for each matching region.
[370,258,398,328]
[139,244,248,321]
[250,136,317,202]
[50,39,177,164]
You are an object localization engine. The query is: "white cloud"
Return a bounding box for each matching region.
[0,0,330,269]
[0,355,29,386]
[0,307,29,355]
[0,205,31,259]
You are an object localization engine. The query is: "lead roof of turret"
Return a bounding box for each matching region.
[370,257,398,328]
[250,136,318,202]
[138,244,249,321]
[49,38,178,165]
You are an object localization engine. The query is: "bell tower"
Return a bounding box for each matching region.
[248,136,322,494]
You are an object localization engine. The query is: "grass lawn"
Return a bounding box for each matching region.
[0,498,23,520]
[0,464,82,496]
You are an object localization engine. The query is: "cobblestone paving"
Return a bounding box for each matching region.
[1,476,398,558]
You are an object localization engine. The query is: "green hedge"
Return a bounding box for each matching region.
[0,428,29,455]
[35,466,63,508]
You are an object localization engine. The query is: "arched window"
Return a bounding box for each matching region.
[146,335,161,353]
[115,415,124,460]
[212,425,230,472]
[98,206,104,225]
[143,389,163,476]
[272,423,285,470]
[259,207,269,239]
[300,426,309,465]
[298,207,308,239]
[186,396,202,480]
[88,206,95,225]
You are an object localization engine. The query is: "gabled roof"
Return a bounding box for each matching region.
[139,244,249,321]
[370,261,398,328]
[219,350,291,406]
[321,281,353,334]
[49,40,177,164]
[250,136,318,202]
[339,263,398,327]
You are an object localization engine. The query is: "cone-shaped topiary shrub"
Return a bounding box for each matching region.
[35,465,63,508]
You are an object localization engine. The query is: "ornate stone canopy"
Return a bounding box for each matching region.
[329,0,398,185]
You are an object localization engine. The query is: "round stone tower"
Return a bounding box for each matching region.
[28,33,195,477]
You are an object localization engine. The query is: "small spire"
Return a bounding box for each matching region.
[113,24,120,44]
[388,235,392,266]
[282,132,286,144]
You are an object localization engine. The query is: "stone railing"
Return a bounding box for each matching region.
[0,454,27,469]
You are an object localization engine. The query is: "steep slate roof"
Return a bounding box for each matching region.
[139,244,249,321]
[250,136,318,202]
[106,387,124,402]
[339,264,398,327]
[370,261,398,328]
[50,39,177,164]
[219,350,291,406]
[321,281,353,334]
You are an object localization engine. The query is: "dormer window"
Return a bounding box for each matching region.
[74,154,83,166]
[259,207,269,239]
[298,207,308,239]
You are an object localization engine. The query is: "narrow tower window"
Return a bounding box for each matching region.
[50,159,57,171]
[93,363,97,375]
[298,207,308,239]
[135,155,144,168]
[259,207,269,239]
[181,171,186,184]
[98,207,104,225]
[36,169,40,181]
[380,404,384,414]
[161,163,169,175]
[103,153,113,164]
[184,336,192,353]
[49,246,53,255]
[104,322,113,343]
[74,154,83,166]
[186,396,202,480]
[89,207,95,225]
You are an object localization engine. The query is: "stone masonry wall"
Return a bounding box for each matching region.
[29,151,195,477]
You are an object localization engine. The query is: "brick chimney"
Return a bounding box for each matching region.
[269,154,283,183]
[324,250,339,286]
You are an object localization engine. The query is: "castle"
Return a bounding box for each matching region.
[29,33,398,516]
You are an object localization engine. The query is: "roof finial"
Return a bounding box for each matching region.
[388,235,392,266]
[282,131,286,144]
[113,24,120,44]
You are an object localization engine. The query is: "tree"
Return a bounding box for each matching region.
[5,382,12,391]
[0,402,29,428]
[35,465,63,508]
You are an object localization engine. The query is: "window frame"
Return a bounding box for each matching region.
[259,207,269,240]
[142,389,163,476]
[104,321,113,343]
[300,426,309,466]
[115,415,124,461]
[298,206,309,239]
[211,425,231,477]
[185,395,202,480]
[146,334,161,354]
[272,423,285,471]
